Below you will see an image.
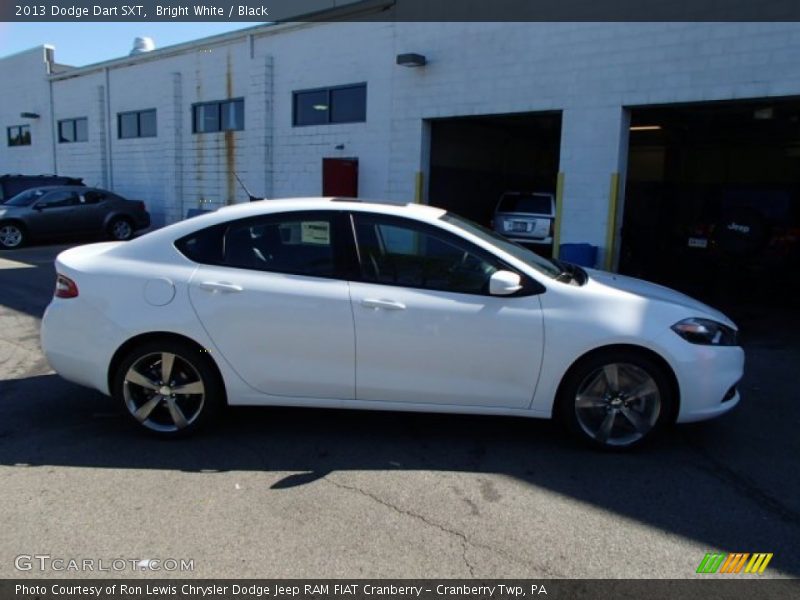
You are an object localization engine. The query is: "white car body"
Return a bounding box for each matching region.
[41,198,744,445]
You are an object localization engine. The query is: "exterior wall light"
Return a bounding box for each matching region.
[20,112,40,119]
[396,53,427,67]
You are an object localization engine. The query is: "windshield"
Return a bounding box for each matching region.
[4,188,47,207]
[497,193,553,214]
[440,212,563,279]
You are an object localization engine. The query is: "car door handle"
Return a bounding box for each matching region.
[361,298,406,311]
[199,281,243,293]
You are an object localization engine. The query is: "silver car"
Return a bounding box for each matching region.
[492,191,556,245]
[0,186,150,249]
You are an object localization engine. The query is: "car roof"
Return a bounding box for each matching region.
[210,197,446,223]
[17,185,85,193]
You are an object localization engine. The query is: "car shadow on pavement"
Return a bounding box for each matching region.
[0,372,798,577]
[0,244,66,318]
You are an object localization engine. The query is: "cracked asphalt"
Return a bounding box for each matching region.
[1,243,799,579]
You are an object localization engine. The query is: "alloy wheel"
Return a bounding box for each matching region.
[573,362,661,447]
[112,220,133,240]
[123,352,206,433]
[0,225,23,248]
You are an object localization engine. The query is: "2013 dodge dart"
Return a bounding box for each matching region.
[41,198,744,449]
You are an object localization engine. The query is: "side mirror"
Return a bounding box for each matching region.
[489,270,522,296]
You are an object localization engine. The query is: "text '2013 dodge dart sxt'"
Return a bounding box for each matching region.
[41,198,743,449]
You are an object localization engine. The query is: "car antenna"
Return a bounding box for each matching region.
[233,171,264,202]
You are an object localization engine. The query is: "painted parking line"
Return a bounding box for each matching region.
[0,258,35,270]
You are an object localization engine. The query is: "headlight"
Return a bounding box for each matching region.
[671,318,738,346]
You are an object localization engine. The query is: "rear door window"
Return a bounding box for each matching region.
[176,211,351,279]
[39,190,80,208]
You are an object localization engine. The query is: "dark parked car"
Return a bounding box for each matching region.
[0,173,84,204]
[0,186,150,249]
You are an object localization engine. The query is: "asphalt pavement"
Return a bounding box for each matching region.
[0,243,799,579]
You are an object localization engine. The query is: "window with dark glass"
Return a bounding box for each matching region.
[352,215,500,295]
[193,99,244,133]
[82,190,115,204]
[176,212,344,279]
[223,213,338,277]
[293,83,366,126]
[7,125,31,146]
[118,109,157,139]
[38,190,80,208]
[58,118,88,143]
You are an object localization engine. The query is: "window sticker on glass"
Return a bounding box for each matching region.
[301,221,330,245]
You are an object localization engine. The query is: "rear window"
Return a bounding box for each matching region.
[175,224,225,264]
[497,194,553,215]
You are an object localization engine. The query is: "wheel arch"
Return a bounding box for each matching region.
[107,331,227,403]
[0,218,28,232]
[555,343,681,424]
[103,212,133,229]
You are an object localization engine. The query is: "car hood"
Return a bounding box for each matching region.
[584,268,735,328]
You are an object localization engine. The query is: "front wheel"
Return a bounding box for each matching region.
[557,350,675,450]
[112,340,224,438]
[0,223,26,249]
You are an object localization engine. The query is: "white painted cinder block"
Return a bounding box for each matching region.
[0,47,55,178]
[3,21,800,258]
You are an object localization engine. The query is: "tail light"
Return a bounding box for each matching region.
[135,201,146,212]
[55,274,79,298]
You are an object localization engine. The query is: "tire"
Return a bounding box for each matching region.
[112,339,225,438]
[556,349,675,450]
[108,217,134,241]
[0,222,27,250]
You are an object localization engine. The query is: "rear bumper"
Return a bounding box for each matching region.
[41,298,124,395]
[135,212,151,230]
[506,236,553,245]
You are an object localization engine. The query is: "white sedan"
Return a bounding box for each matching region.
[41,198,744,449]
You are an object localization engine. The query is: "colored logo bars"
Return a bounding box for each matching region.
[697,553,773,574]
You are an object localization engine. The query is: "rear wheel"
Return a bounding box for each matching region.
[108,217,134,241]
[112,340,224,438]
[0,223,26,249]
[557,349,675,450]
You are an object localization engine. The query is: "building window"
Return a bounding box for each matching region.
[193,99,244,133]
[118,109,157,139]
[7,125,31,146]
[58,118,88,143]
[293,83,366,126]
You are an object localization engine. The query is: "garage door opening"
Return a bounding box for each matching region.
[620,99,800,308]
[427,112,562,250]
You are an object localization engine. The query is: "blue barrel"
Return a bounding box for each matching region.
[559,243,598,267]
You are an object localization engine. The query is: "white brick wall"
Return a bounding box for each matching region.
[53,71,106,188]
[4,21,800,256]
[0,47,55,179]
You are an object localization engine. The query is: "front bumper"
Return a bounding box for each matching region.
[653,330,745,423]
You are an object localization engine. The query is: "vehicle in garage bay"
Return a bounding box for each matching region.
[0,186,150,249]
[492,191,556,246]
[40,198,743,449]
